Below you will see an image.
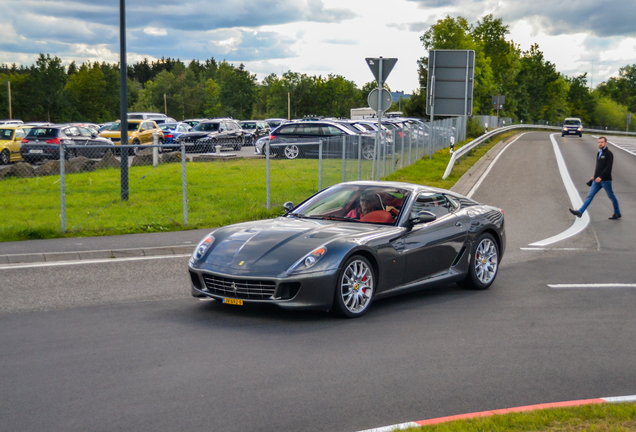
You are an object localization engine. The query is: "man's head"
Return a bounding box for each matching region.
[359,190,379,214]
[598,136,607,149]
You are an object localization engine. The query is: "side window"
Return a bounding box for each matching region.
[324,125,343,136]
[410,193,452,219]
[276,125,297,135]
[66,127,81,137]
[302,124,321,135]
[219,123,227,132]
[15,129,26,139]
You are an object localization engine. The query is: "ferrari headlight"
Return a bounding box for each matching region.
[191,234,215,262]
[288,246,327,273]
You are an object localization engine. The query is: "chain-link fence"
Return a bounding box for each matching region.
[0,117,466,237]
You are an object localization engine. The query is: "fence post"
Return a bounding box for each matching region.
[342,135,346,183]
[181,141,188,226]
[318,140,323,191]
[266,140,271,211]
[357,135,362,180]
[152,133,159,167]
[60,143,66,233]
[400,128,405,169]
[408,130,412,165]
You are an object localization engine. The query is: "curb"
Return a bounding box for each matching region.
[0,244,195,265]
[357,395,636,432]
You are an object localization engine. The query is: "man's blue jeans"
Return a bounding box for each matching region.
[579,180,621,215]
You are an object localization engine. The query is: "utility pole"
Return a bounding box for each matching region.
[7,81,11,119]
[287,92,290,120]
[164,93,167,115]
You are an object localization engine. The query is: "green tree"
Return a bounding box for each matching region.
[215,62,257,119]
[30,54,68,122]
[567,73,596,125]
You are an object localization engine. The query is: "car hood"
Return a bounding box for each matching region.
[197,217,393,276]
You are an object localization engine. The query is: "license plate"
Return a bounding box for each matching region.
[223,298,243,306]
[30,149,43,154]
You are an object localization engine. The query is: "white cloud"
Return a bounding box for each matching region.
[143,27,167,36]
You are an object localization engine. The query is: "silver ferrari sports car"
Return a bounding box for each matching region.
[189,181,505,317]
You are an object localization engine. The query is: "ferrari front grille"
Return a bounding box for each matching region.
[202,274,276,300]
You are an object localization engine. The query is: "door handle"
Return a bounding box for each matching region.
[455,221,463,227]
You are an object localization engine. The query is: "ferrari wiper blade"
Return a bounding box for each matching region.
[287,212,306,218]
[321,216,356,221]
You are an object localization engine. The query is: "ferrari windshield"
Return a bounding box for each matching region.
[291,184,410,225]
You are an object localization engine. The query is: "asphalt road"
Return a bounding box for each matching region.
[1,132,635,432]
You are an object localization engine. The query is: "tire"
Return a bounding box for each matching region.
[362,144,375,160]
[561,133,565,137]
[131,139,140,155]
[0,149,10,165]
[332,255,375,318]
[283,144,300,159]
[64,149,76,160]
[234,137,243,151]
[458,233,499,290]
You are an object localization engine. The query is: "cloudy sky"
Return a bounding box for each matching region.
[2,0,635,93]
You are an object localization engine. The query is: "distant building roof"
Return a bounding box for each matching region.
[391,91,411,102]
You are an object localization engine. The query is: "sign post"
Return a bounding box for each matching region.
[427,50,475,159]
[365,57,397,180]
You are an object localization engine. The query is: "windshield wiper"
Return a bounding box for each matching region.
[287,212,307,218]
[320,216,357,222]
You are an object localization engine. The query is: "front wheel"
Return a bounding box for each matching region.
[333,255,375,318]
[131,139,140,155]
[362,144,375,160]
[0,149,10,165]
[458,233,499,290]
[234,137,243,151]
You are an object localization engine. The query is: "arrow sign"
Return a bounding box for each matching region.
[366,57,397,84]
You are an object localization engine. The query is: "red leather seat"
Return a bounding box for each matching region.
[360,210,393,223]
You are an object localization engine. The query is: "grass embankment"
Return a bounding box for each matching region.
[1,132,515,242]
[406,402,636,432]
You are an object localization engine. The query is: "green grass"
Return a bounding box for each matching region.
[0,133,514,242]
[404,402,636,432]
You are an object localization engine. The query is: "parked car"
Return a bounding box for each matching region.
[0,125,32,164]
[175,119,244,152]
[264,118,288,129]
[99,119,164,154]
[183,118,209,128]
[189,181,505,317]
[562,117,583,137]
[0,119,24,125]
[127,112,176,125]
[158,122,191,146]
[238,120,270,145]
[256,120,376,160]
[20,124,115,163]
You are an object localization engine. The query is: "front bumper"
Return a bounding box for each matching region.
[189,265,339,311]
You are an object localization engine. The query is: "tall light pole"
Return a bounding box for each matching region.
[119,0,129,201]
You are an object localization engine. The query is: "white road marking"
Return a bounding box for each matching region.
[520,247,586,251]
[548,283,636,289]
[528,134,590,247]
[592,135,636,157]
[0,254,191,270]
[466,133,528,199]
[356,422,421,432]
[603,395,636,402]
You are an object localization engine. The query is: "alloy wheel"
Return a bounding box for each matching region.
[284,145,299,159]
[340,259,374,314]
[474,238,498,284]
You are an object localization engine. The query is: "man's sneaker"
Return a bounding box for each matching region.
[569,209,582,218]
[609,214,622,220]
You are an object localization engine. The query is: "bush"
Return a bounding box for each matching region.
[466,116,485,138]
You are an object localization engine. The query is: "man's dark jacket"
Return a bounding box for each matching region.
[594,146,614,181]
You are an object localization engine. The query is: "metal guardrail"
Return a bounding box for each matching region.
[442,124,636,180]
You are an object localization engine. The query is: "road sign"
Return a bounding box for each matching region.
[366,58,397,84]
[426,50,475,116]
[368,88,393,112]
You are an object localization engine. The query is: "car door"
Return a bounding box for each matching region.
[12,128,28,160]
[400,192,467,284]
[66,126,87,147]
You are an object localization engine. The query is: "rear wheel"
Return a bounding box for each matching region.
[0,149,10,165]
[333,255,375,318]
[131,139,140,155]
[234,136,243,151]
[458,233,499,290]
[284,144,300,159]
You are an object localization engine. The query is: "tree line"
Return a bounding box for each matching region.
[405,14,635,131]
[0,15,634,131]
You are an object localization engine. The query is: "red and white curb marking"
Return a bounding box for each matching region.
[356,395,636,432]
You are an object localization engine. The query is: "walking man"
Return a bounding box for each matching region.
[570,136,621,219]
